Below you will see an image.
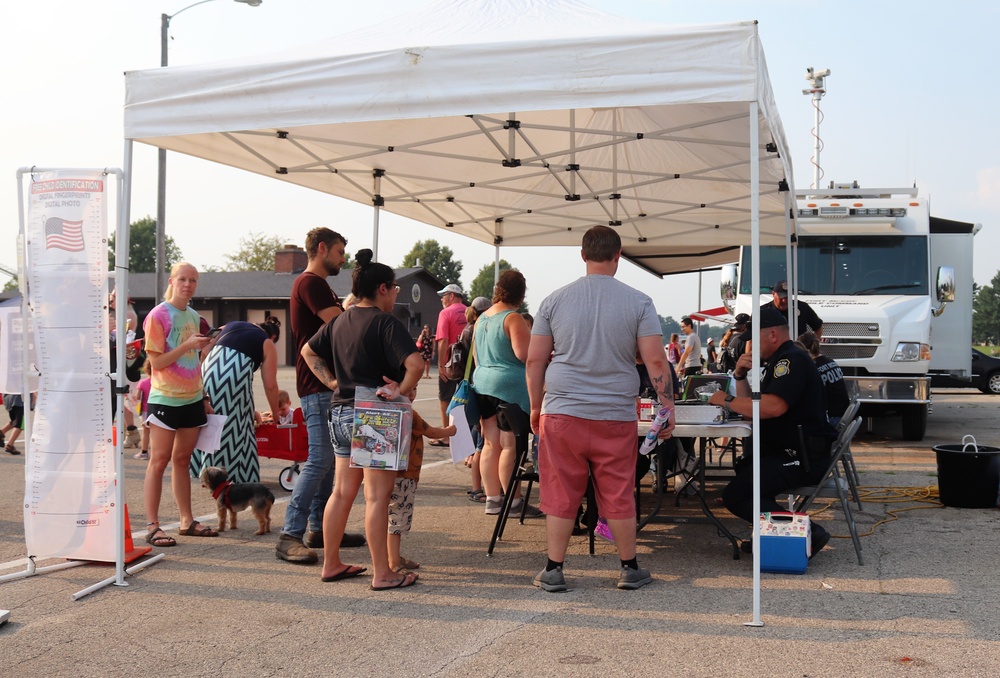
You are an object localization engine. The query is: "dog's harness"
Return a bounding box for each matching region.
[212,480,234,509]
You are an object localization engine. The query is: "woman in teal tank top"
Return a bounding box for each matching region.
[473,270,532,514]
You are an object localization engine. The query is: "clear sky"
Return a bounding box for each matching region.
[3,0,996,323]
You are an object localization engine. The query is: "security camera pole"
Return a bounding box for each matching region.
[803,67,830,190]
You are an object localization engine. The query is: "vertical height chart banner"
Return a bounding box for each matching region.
[23,170,114,561]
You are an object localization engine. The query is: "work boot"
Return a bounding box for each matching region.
[304,530,367,549]
[275,534,318,564]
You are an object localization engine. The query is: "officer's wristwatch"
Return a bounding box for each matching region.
[722,394,735,414]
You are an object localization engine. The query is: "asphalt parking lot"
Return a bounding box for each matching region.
[1,369,998,677]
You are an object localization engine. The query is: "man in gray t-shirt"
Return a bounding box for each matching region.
[678,316,702,377]
[526,225,675,593]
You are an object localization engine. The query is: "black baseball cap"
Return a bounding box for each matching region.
[756,306,788,329]
[772,280,789,298]
[732,313,750,327]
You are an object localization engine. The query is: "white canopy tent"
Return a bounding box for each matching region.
[123,0,798,622]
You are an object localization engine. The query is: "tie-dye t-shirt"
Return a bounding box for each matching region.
[143,301,203,406]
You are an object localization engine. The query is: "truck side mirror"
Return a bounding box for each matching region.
[936,266,955,303]
[720,264,738,314]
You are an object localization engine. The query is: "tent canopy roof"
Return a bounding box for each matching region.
[124,0,795,275]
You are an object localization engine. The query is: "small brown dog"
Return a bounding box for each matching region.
[199,466,274,535]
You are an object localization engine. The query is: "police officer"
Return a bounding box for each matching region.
[708,306,836,557]
[763,279,823,339]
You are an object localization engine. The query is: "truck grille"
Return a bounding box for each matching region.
[824,345,879,360]
[823,322,880,338]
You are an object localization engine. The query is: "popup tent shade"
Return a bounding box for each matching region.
[123,0,796,276]
[122,0,796,623]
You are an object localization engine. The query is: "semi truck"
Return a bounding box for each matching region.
[721,182,979,441]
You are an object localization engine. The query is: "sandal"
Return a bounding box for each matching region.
[145,527,177,547]
[468,489,486,503]
[180,521,219,537]
[5,445,20,455]
[399,557,420,570]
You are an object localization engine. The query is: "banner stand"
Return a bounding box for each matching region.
[3,160,163,601]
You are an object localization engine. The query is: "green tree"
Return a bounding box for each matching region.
[401,240,462,287]
[107,216,182,272]
[2,277,17,293]
[972,271,1000,344]
[223,232,285,271]
[468,259,529,313]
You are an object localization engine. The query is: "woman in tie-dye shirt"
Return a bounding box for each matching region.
[142,262,217,547]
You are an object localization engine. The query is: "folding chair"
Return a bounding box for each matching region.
[787,416,865,565]
[487,403,596,556]
[836,399,863,508]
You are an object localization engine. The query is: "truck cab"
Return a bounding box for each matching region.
[722,184,978,441]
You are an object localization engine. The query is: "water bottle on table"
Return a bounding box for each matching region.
[640,403,673,456]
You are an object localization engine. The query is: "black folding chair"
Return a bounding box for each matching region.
[488,403,595,556]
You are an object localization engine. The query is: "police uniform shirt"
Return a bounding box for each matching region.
[761,299,823,337]
[759,340,835,453]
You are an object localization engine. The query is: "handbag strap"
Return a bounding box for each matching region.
[464,319,478,382]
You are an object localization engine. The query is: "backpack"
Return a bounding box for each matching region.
[443,323,474,381]
[717,346,736,373]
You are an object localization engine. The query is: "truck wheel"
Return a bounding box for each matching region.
[901,405,927,441]
[979,371,1000,395]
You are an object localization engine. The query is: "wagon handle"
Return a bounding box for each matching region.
[961,434,978,454]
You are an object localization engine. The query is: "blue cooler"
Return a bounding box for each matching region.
[758,512,810,574]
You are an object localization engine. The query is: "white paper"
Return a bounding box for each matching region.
[196,414,227,453]
[448,406,475,464]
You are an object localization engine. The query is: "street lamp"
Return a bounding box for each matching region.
[155,0,262,302]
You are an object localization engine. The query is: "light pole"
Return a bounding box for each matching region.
[156,0,262,302]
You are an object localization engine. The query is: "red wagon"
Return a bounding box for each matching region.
[256,408,309,491]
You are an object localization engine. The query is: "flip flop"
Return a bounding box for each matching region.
[428,439,448,447]
[180,521,219,537]
[321,565,367,582]
[5,445,19,455]
[371,571,418,591]
[399,557,420,570]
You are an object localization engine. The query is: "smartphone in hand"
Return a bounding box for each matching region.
[206,327,222,338]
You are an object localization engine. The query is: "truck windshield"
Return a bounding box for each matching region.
[739,236,929,296]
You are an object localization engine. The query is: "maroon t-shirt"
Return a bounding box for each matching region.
[291,271,341,397]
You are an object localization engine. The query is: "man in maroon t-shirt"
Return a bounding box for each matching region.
[276,227,364,564]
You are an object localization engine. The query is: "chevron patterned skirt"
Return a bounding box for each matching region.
[190,345,259,484]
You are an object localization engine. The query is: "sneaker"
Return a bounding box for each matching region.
[533,566,568,592]
[519,503,545,519]
[133,451,149,460]
[485,498,503,515]
[617,566,652,590]
[275,534,318,564]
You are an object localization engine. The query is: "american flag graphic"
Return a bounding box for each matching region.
[45,217,85,252]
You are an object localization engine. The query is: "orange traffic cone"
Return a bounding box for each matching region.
[123,504,152,564]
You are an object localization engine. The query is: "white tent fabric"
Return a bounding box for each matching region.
[124,0,795,275]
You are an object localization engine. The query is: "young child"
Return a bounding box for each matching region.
[388,385,456,574]
[258,389,294,426]
[133,360,152,460]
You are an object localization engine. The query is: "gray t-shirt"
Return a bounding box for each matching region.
[683,332,702,369]
[532,274,662,421]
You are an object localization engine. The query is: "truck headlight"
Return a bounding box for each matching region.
[891,342,931,362]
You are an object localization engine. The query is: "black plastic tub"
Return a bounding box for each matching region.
[933,442,1000,509]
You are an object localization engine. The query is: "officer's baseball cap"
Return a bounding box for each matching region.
[732,313,751,327]
[772,280,789,298]
[755,306,788,329]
